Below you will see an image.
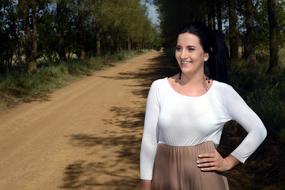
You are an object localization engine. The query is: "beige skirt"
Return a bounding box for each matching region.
[151,141,229,190]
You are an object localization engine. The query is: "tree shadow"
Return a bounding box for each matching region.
[60,52,178,189]
[60,51,271,190]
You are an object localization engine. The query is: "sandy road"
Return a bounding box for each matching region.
[0,51,163,190]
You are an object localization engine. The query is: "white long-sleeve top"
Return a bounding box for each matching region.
[140,77,267,180]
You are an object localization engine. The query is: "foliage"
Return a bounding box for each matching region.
[227,61,285,190]
[0,50,143,110]
[155,0,283,69]
[154,0,228,47]
[154,0,285,188]
[0,0,160,73]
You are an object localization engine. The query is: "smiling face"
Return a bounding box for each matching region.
[175,32,209,76]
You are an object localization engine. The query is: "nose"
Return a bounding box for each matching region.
[180,49,188,59]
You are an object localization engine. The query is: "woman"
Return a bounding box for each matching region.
[139,23,267,190]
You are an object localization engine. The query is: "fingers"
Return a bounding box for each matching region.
[197,151,218,164]
[197,157,217,170]
[197,161,221,172]
[200,167,217,171]
[197,162,215,168]
[197,157,216,164]
[198,152,215,158]
[197,150,225,172]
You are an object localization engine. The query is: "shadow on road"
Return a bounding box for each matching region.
[60,51,269,190]
[60,52,178,190]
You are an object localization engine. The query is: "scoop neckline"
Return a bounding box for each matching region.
[164,77,216,98]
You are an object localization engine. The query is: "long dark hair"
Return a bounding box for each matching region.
[177,23,229,83]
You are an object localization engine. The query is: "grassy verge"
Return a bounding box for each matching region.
[225,60,285,189]
[0,50,147,111]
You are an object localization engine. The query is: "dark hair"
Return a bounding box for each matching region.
[177,23,229,83]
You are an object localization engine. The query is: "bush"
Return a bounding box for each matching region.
[0,50,143,110]
[228,61,285,190]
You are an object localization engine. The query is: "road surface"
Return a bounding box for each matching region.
[0,51,164,190]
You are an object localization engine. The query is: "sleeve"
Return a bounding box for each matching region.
[140,81,160,180]
[223,85,267,163]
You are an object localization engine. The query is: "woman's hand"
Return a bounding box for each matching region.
[140,180,152,190]
[196,150,240,172]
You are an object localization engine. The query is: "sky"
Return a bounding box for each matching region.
[140,0,160,25]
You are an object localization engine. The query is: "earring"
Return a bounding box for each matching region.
[205,75,210,84]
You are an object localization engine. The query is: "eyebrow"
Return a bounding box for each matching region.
[176,45,196,48]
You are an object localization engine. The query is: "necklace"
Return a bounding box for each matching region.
[178,72,211,92]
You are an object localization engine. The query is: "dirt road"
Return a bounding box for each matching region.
[0,51,166,190]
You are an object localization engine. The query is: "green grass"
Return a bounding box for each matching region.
[227,57,285,190]
[0,50,146,111]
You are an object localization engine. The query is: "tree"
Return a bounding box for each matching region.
[18,0,40,73]
[56,0,69,60]
[0,0,18,73]
[244,0,257,64]
[228,0,239,64]
[0,0,158,73]
[216,0,223,31]
[267,0,278,72]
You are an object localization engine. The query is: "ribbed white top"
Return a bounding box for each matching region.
[140,77,267,180]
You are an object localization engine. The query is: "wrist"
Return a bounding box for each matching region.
[223,155,240,171]
[140,180,152,190]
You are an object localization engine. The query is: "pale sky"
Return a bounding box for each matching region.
[140,0,160,25]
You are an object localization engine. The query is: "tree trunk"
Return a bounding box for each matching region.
[207,13,215,29]
[207,1,216,30]
[228,0,239,64]
[80,49,85,61]
[216,0,222,32]
[96,28,101,56]
[116,38,121,52]
[267,0,278,72]
[22,0,32,62]
[78,14,85,61]
[109,35,115,54]
[244,0,256,64]
[58,36,67,61]
[56,2,67,61]
[29,1,37,73]
[21,0,37,73]
[127,36,131,51]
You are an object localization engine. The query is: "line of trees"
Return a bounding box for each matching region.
[154,0,284,72]
[0,0,160,73]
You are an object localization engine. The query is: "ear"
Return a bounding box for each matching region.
[204,53,209,62]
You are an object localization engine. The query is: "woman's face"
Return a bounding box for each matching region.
[175,32,209,76]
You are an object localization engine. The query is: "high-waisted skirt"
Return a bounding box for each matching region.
[151,141,229,190]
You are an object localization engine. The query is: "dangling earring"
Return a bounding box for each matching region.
[204,75,210,84]
[204,62,210,83]
[179,71,182,80]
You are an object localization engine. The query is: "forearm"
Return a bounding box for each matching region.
[140,180,152,190]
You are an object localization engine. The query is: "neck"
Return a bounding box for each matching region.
[178,70,211,92]
[179,70,205,86]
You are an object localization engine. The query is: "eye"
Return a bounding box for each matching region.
[175,46,181,51]
[187,47,195,51]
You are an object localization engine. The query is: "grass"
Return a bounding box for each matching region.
[0,50,146,111]
[225,55,285,190]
